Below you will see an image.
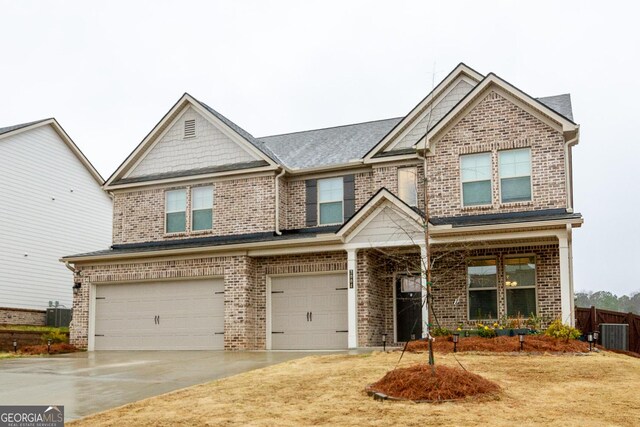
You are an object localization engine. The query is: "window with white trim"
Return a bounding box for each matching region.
[165,189,186,233]
[318,177,343,225]
[398,167,418,207]
[191,186,213,231]
[505,256,537,317]
[461,153,492,206]
[499,148,532,203]
[468,258,498,320]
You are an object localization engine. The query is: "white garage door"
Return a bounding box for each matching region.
[271,273,348,350]
[94,279,224,350]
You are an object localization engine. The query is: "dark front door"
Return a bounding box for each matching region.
[395,275,423,342]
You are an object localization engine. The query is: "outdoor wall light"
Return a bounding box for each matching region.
[72,281,82,295]
[382,334,387,352]
[518,333,525,351]
[453,333,460,353]
[587,332,594,351]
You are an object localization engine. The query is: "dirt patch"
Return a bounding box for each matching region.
[367,364,500,401]
[69,351,640,427]
[19,343,79,355]
[407,334,589,354]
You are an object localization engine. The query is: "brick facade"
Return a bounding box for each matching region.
[0,307,46,326]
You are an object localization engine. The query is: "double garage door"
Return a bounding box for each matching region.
[94,279,224,350]
[271,273,348,350]
[93,273,348,351]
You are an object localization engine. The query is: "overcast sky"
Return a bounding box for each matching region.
[1,1,638,295]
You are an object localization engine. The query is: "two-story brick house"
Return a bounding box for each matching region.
[63,63,582,351]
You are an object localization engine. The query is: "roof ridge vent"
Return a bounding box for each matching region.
[184,119,196,138]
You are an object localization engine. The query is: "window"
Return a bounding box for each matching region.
[318,177,343,225]
[191,186,213,231]
[499,148,531,203]
[165,189,186,233]
[398,167,418,207]
[505,256,537,317]
[461,153,492,206]
[184,119,196,138]
[468,258,498,320]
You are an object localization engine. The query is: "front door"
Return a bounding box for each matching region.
[395,274,423,342]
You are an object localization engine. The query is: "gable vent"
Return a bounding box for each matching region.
[184,119,196,138]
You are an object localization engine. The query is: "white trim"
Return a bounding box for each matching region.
[558,233,573,325]
[317,177,344,226]
[191,185,214,232]
[347,249,358,348]
[460,152,493,208]
[498,148,533,204]
[365,63,483,160]
[420,244,428,339]
[397,166,418,207]
[88,282,96,351]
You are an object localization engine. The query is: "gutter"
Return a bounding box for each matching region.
[564,127,580,213]
[274,168,286,235]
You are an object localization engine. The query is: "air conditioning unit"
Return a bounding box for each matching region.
[46,308,72,328]
[600,323,628,351]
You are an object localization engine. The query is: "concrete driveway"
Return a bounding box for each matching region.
[0,351,331,421]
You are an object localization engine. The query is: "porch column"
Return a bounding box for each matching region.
[558,234,574,326]
[420,244,429,338]
[347,249,358,348]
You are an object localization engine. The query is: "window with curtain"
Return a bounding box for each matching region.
[318,177,343,225]
[398,167,418,207]
[468,258,498,320]
[461,153,492,206]
[191,186,213,231]
[505,256,537,317]
[499,148,532,203]
[165,189,186,233]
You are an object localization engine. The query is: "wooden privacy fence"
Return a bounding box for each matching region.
[575,306,640,354]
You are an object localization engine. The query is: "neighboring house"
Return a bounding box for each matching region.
[0,119,112,325]
[62,63,582,351]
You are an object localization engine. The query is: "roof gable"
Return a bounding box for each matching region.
[0,118,104,185]
[418,74,579,151]
[364,63,483,161]
[105,94,279,188]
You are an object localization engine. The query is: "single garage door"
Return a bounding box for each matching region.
[94,279,224,350]
[271,273,348,350]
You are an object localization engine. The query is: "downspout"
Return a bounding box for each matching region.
[64,261,79,275]
[564,128,580,213]
[274,168,286,235]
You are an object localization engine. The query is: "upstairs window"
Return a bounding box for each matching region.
[184,119,196,138]
[468,258,498,320]
[165,189,186,233]
[191,186,213,231]
[398,167,418,207]
[505,256,537,317]
[461,153,492,206]
[499,148,532,203]
[318,177,343,225]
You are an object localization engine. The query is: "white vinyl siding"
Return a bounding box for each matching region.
[461,153,492,206]
[467,258,498,320]
[165,189,186,233]
[398,167,418,207]
[318,177,343,225]
[499,148,532,203]
[191,186,213,231]
[0,125,112,310]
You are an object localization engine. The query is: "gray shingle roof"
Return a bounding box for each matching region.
[259,117,402,169]
[0,119,49,136]
[537,94,574,121]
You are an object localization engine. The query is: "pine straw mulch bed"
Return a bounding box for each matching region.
[18,343,79,355]
[406,334,589,354]
[366,364,500,402]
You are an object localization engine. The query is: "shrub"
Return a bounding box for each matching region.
[544,319,581,340]
[41,329,68,344]
[430,327,452,337]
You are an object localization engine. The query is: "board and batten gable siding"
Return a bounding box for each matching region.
[0,125,112,310]
[128,106,261,178]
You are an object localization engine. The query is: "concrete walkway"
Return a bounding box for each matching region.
[0,350,334,420]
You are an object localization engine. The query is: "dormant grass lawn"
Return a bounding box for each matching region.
[70,350,639,426]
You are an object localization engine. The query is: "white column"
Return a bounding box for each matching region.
[558,234,574,326]
[347,249,358,348]
[420,244,429,338]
